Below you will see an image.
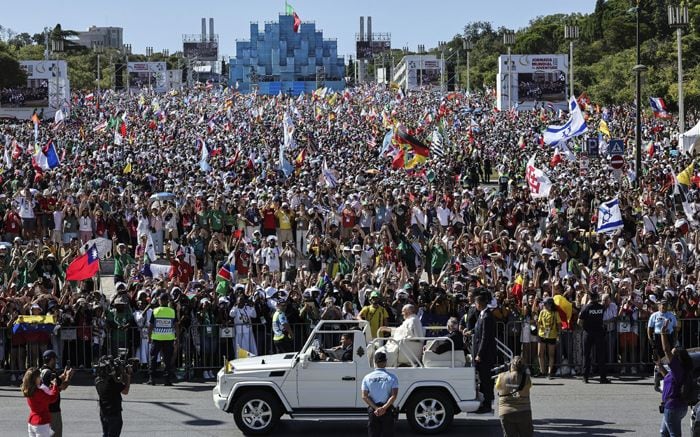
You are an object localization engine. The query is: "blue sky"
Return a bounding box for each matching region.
[2,0,596,59]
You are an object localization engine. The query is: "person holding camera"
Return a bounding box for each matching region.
[655,320,693,437]
[40,350,74,437]
[648,299,679,391]
[495,356,534,437]
[21,367,59,437]
[95,356,132,437]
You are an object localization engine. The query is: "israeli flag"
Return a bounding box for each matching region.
[543,97,587,145]
[322,158,338,188]
[596,198,624,234]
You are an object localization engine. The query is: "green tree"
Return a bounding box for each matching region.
[8,32,32,48]
[0,43,27,87]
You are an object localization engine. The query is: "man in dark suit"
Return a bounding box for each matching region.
[319,333,354,362]
[473,293,497,414]
[429,317,465,354]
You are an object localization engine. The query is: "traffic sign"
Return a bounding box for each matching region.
[586,137,599,157]
[608,139,625,155]
[610,154,624,170]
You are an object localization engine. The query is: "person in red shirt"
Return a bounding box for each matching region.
[4,209,22,242]
[168,251,194,286]
[261,203,277,237]
[21,367,59,437]
[341,202,356,240]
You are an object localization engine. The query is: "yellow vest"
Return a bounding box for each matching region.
[151,306,176,341]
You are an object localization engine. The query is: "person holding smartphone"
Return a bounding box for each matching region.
[21,367,59,437]
[39,350,74,437]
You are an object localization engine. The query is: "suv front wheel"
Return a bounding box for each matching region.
[232,390,281,436]
[405,390,454,434]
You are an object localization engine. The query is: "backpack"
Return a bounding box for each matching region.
[681,373,698,406]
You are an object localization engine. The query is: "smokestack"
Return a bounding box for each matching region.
[201,18,206,42]
[359,17,364,42]
[367,16,372,42]
[209,18,214,41]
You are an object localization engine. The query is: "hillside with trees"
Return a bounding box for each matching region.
[435,0,700,107]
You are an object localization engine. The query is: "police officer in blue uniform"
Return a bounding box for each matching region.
[361,351,399,437]
[578,291,610,384]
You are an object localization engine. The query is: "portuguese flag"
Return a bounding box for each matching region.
[285,1,301,32]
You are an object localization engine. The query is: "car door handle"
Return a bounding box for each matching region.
[341,376,356,381]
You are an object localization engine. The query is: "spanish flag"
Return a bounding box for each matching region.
[553,295,573,330]
[677,162,694,186]
[511,274,523,303]
[598,120,610,137]
[294,148,306,167]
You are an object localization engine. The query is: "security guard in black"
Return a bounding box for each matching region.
[578,292,609,383]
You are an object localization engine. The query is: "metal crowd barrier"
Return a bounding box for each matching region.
[4,318,697,382]
[493,318,700,375]
[0,323,269,381]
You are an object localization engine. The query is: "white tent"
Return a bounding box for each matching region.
[679,120,700,154]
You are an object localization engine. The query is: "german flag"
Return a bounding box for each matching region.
[396,127,430,157]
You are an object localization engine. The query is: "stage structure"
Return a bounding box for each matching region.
[496,54,568,111]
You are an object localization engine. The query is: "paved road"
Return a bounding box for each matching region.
[0,374,669,436]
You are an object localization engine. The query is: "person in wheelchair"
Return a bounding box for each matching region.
[426,317,464,355]
[313,333,354,362]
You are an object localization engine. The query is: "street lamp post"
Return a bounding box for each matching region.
[632,1,646,186]
[438,41,447,93]
[564,24,579,100]
[123,44,132,94]
[463,39,473,94]
[146,46,154,89]
[668,4,689,134]
[503,30,515,109]
[92,41,104,105]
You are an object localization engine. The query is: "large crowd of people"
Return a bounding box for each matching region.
[0,83,699,386]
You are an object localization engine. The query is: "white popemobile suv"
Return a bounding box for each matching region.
[213,319,512,435]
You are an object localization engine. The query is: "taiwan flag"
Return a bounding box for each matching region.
[66,244,100,281]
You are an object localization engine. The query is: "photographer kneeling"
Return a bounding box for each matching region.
[495,356,533,437]
[95,355,132,437]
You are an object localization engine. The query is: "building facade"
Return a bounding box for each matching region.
[229,14,345,95]
[77,26,123,49]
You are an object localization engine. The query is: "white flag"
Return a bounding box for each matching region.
[199,140,211,172]
[543,97,587,145]
[596,198,624,234]
[4,147,12,170]
[282,113,296,150]
[526,155,552,199]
